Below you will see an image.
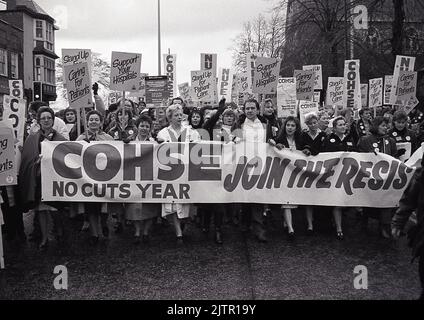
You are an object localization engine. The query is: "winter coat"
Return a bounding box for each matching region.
[357,134,398,157]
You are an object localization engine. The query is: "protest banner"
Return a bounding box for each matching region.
[110,51,142,91]
[342,60,361,110]
[401,96,419,115]
[163,54,177,97]
[63,62,93,109]
[238,72,251,94]
[326,77,344,107]
[369,78,383,108]
[303,65,323,90]
[145,76,170,107]
[298,100,319,130]
[277,77,297,118]
[190,70,216,102]
[361,84,368,107]
[246,52,261,93]
[9,80,23,99]
[313,91,321,104]
[0,125,17,186]
[178,82,191,101]
[217,68,234,101]
[294,70,315,101]
[41,141,416,208]
[3,95,25,150]
[390,55,416,105]
[252,57,280,95]
[62,49,92,84]
[128,73,148,98]
[108,92,122,105]
[384,75,393,105]
[395,70,417,102]
[200,53,217,78]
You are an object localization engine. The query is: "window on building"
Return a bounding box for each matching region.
[0,49,7,76]
[44,57,55,85]
[35,20,44,39]
[10,52,18,79]
[34,56,42,81]
[46,23,54,51]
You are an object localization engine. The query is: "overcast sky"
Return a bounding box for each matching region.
[37,0,275,84]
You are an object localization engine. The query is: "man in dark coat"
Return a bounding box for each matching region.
[392,155,424,300]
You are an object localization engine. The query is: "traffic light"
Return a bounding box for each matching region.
[33,81,42,101]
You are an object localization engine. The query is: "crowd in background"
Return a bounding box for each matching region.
[1,82,424,252]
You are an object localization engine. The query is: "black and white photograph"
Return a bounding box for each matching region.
[0,0,424,310]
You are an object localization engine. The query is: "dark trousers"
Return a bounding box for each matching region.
[1,204,25,241]
[241,204,265,237]
[201,204,224,231]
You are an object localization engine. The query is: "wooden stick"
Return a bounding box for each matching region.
[77,108,81,137]
[82,107,88,140]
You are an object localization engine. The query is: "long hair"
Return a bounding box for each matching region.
[279,116,301,140]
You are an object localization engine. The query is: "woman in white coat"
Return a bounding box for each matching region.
[157,104,200,244]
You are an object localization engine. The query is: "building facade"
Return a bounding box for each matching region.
[0,0,59,102]
[0,15,23,105]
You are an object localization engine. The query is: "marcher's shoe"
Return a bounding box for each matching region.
[256,234,268,243]
[380,226,391,239]
[288,232,295,242]
[176,236,184,246]
[336,232,344,241]
[202,228,209,235]
[215,231,223,245]
[142,235,150,244]
[307,228,314,236]
[133,236,141,245]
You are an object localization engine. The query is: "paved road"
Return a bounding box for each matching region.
[0,209,421,300]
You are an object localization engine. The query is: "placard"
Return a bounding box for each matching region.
[303,65,323,90]
[163,54,177,98]
[294,70,315,101]
[9,80,23,99]
[0,125,17,186]
[369,78,383,108]
[190,70,216,102]
[326,77,344,106]
[217,68,234,101]
[63,62,93,109]
[298,100,319,130]
[252,57,280,94]
[390,55,416,105]
[277,77,297,118]
[384,75,393,105]
[145,76,170,107]
[361,84,368,107]
[110,51,142,91]
[62,49,92,84]
[395,70,417,101]
[342,59,361,109]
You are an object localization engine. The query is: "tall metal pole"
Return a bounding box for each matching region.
[158,0,162,75]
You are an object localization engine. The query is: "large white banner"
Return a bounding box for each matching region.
[41,141,418,208]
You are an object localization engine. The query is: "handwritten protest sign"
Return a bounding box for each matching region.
[163,54,177,97]
[369,78,383,108]
[390,55,415,105]
[313,91,321,104]
[294,70,315,101]
[145,76,170,107]
[298,100,319,130]
[110,51,142,91]
[252,57,280,94]
[190,70,216,102]
[0,125,17,186]
[361,84,368,107]
[217,68,234,101]
[108,92,122,105]
[128,73,148,98]
[342,60,361,110]
[62,49,92,84]
[178,82,191,101]
[401,96,419,115]
[326,77,344,106]
[395,70,417,102]
[277,78,297,118]
[64,62,93,108]
[9,80,23,99]
[42,141,416,208]
[238,72,251,94]
[384,75,393,105]
[303,65,322,90]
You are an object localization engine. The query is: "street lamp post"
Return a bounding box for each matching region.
[158,0,161,75]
